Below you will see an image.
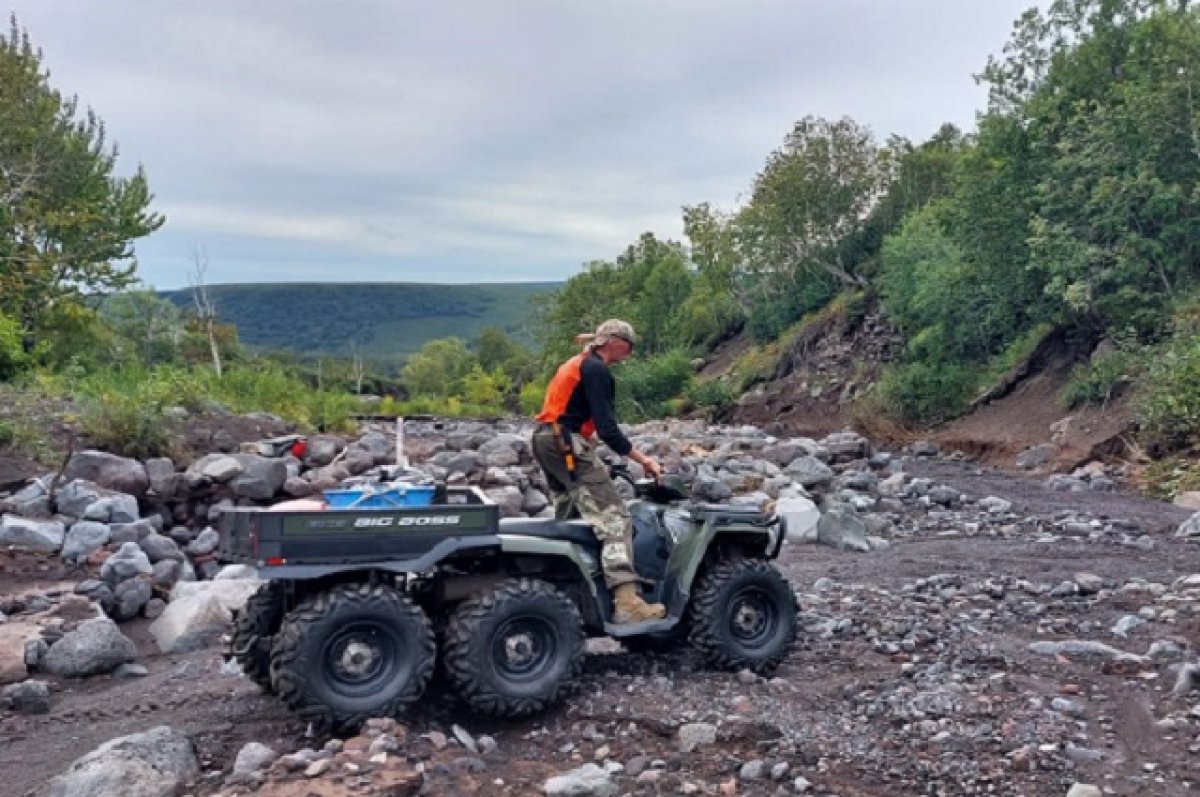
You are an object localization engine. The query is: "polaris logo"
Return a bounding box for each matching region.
[353,515,462,528]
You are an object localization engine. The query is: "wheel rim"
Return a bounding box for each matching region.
[490,614,558,684]
[726,585,780,651]
[321,621,404,696]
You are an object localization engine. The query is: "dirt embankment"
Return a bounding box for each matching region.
[725,313,1131,476]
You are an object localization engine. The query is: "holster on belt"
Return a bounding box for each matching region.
[550,422,577,482]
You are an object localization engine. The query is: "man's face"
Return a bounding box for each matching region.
[605,337,634,364]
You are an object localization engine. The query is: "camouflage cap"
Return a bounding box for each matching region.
[592,319,636,348]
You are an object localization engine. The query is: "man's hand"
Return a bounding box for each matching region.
[632,451,663,482]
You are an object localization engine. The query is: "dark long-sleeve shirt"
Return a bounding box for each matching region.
[535,350,632,456]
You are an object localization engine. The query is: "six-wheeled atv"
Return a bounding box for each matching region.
[219,476,797,732]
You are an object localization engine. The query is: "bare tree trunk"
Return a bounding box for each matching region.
[189,247,222,378]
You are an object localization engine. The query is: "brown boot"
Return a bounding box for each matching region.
[613,583,666,624]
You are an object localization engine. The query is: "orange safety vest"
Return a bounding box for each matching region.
[535,352,597,439]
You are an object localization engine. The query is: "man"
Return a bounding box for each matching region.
[532,319,667,624]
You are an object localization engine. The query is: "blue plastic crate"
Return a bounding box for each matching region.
[323,484,437,509]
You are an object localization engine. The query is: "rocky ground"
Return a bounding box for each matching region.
[1,420,1200,797]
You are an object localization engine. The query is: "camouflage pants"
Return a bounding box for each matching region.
[531,425,636,588]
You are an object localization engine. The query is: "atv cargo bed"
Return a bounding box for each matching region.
[218,486,500,570]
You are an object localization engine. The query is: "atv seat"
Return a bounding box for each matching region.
[498,518,598,547]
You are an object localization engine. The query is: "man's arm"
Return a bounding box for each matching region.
[580,357,632,456]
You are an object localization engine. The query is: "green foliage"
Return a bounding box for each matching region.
[874,361,980,426]
[1135,303,1200,451]
[0,312,29,379]
[614,350,694,422]
[685,379,736,414]
[401,337,474,397]
[0,17,163,354]
[1061,348,1138,408]
[518,381,545,416]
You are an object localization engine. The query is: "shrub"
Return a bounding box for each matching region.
[874,361,978,425]
[686,379,736,414]
[1136,330,1200,452]
[1060,350,1135,408]
[616,349,694,421]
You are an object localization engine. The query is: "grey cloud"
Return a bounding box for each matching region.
[9,0,1040,287]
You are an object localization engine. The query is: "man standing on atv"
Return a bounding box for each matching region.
[532,319,667,624]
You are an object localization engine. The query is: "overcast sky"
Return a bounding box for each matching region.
[9,2,1037,289]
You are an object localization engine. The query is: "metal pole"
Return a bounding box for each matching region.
[396,416,409,469]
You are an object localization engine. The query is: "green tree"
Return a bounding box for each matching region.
[0,17,164,353]
[99,287,184,366]
[401,337,475,397]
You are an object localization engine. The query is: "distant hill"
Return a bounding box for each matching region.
[160,282,558,364]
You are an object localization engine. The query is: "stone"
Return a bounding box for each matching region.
[1027,639,1144,663]
[0,514,65,553]
[816,507,870,553]
[784,456,834,488]
[0,622,34,684]
[978,496,1012,514]
[692,474,733,502]
[54,480,110,519]
[114,578,154,621]
[1016,443,1055,470]
[197,454,243,483]
[41,618,136,677]
[62,521,111,562]
[821,430,869,461]
[85,495,140,524]
[62,450,149,496]
[233,742,277,775]
[304,435,345,467]
[150,579,263,653]
[46,726,199,797]
[6,478,52,518]
[1074,573,1104,595]
[927,485,961,506]
[1066,785,1102,797]
[230,454,288,500]
[1111,614,1144,637]
[113,662,150,680]
[478,434,525,467]
[1177,512,1200,538]
[139,533,184,564]
[909,440,938,457]
[101,542,154,585]
[739,759,766,780]
[144,458,180,499]
[678,722,717,753]
[543,763,617,797]
[282,475,315,497]
[152,560,183,590]
[2,678,50,714]
[109,519,158,545]
[521,488,550,515]
[484,486,524,518]
[182,525,220,556]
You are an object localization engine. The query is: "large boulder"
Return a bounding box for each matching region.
[816,506,871,553]
[777,496,821,543]
[62,451,149,496]
[139,533,184,564]
[229,454,288,499]
[46,726,199,797]
[149,579,263,653]
[40,618,136,677]
[55,480,137,520]
[5,478,52,518]
[100,542,154,585]
[821,430,870,462]
[0,514,65,553]
[478,434,525,467]
[144,458,182,499]
[304,434,346,467]
[62,521,112,562]
[0,622,37,684]
[784,456,835,488]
